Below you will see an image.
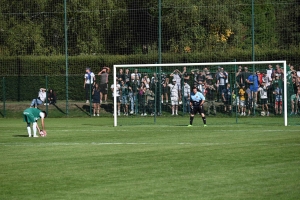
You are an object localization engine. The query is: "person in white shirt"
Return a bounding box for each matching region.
[183,81,191,113]
[168,79,180,115]
[257,82,269,116]
[170,69,182,104]
[84,67,95,103]
[111,78,121,116]
[30,88,47,107]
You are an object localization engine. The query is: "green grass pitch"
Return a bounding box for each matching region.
[0,117,299,200]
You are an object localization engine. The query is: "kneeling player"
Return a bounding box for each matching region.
[188,87,207,127]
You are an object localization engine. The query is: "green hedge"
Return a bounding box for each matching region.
[0,50,299,101]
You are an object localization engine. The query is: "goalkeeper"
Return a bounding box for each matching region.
[188,86,207,127]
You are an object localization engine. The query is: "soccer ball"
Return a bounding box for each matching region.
[40,130,47,137]
[261,111,266,116]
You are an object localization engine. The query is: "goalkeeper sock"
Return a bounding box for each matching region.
[190,116,194,125]
[202,116,206,124]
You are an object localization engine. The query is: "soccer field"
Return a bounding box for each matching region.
[0,117,299,200]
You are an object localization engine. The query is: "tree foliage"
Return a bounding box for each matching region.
[0,0,299,56]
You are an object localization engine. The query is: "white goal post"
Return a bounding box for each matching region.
[113,60,287,127]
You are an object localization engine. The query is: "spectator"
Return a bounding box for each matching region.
[183,80,191,114]
[168,79,180,115]
[92,83,101,116]
[145,87,155,116]
[246,72,259,107]
[242,66,251,89]
[120,80,129,116]
[266,64,275,81]
[141,74,150,89]
[205,72,216,116]
[246,87,254,116]
[181,66,190,83]
[128,86,134,114]
[131,68,141,86]
[273,83,283,115]
[111,78,121,116]
[84,67,96,104]
[46,89,57,105]
[30,88,47,108]
[138,84,146,116]
[257,70,263,85]
[98,66,110,103]
[124,68,131,86]
[222,83,232,114]
[131,69,141,111]
[216,67,227,102]
[161,71,168,104]
[235,66,243,88]
[117,68,124,84]
[238,84,247,116]
[290,89,299,115]
[257,82,269,116]
[170,69,182,104]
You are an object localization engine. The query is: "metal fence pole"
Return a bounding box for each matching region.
[2,77,6,118]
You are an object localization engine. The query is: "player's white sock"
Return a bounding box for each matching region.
[33,122,37,137]
[27,127,32,137]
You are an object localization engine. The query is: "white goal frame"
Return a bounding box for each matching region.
[113,61,287,127]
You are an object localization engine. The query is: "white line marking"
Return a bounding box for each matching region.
[0,142,300,147]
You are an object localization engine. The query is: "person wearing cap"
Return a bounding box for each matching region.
[188,86,207,127]
[84,67,95,104]
[98,66,109,104]
[23,107,47,137]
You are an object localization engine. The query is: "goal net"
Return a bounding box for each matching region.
[113,61,298,127]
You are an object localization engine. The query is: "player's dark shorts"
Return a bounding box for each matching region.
[161,85,168,94]
[190,105,205,115]
[260,98,268,105]
[100,83,108,94]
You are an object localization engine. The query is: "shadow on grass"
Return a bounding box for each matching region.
[13,135,29,137]
[53,104,67,115]
[74,104,91,116]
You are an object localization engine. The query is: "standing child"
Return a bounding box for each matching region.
[238,84,247,116]
[273,83,283,115]
[92,83,101,116]
[257,82,269,116]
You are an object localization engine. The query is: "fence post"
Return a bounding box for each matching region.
[2,77,6,118]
